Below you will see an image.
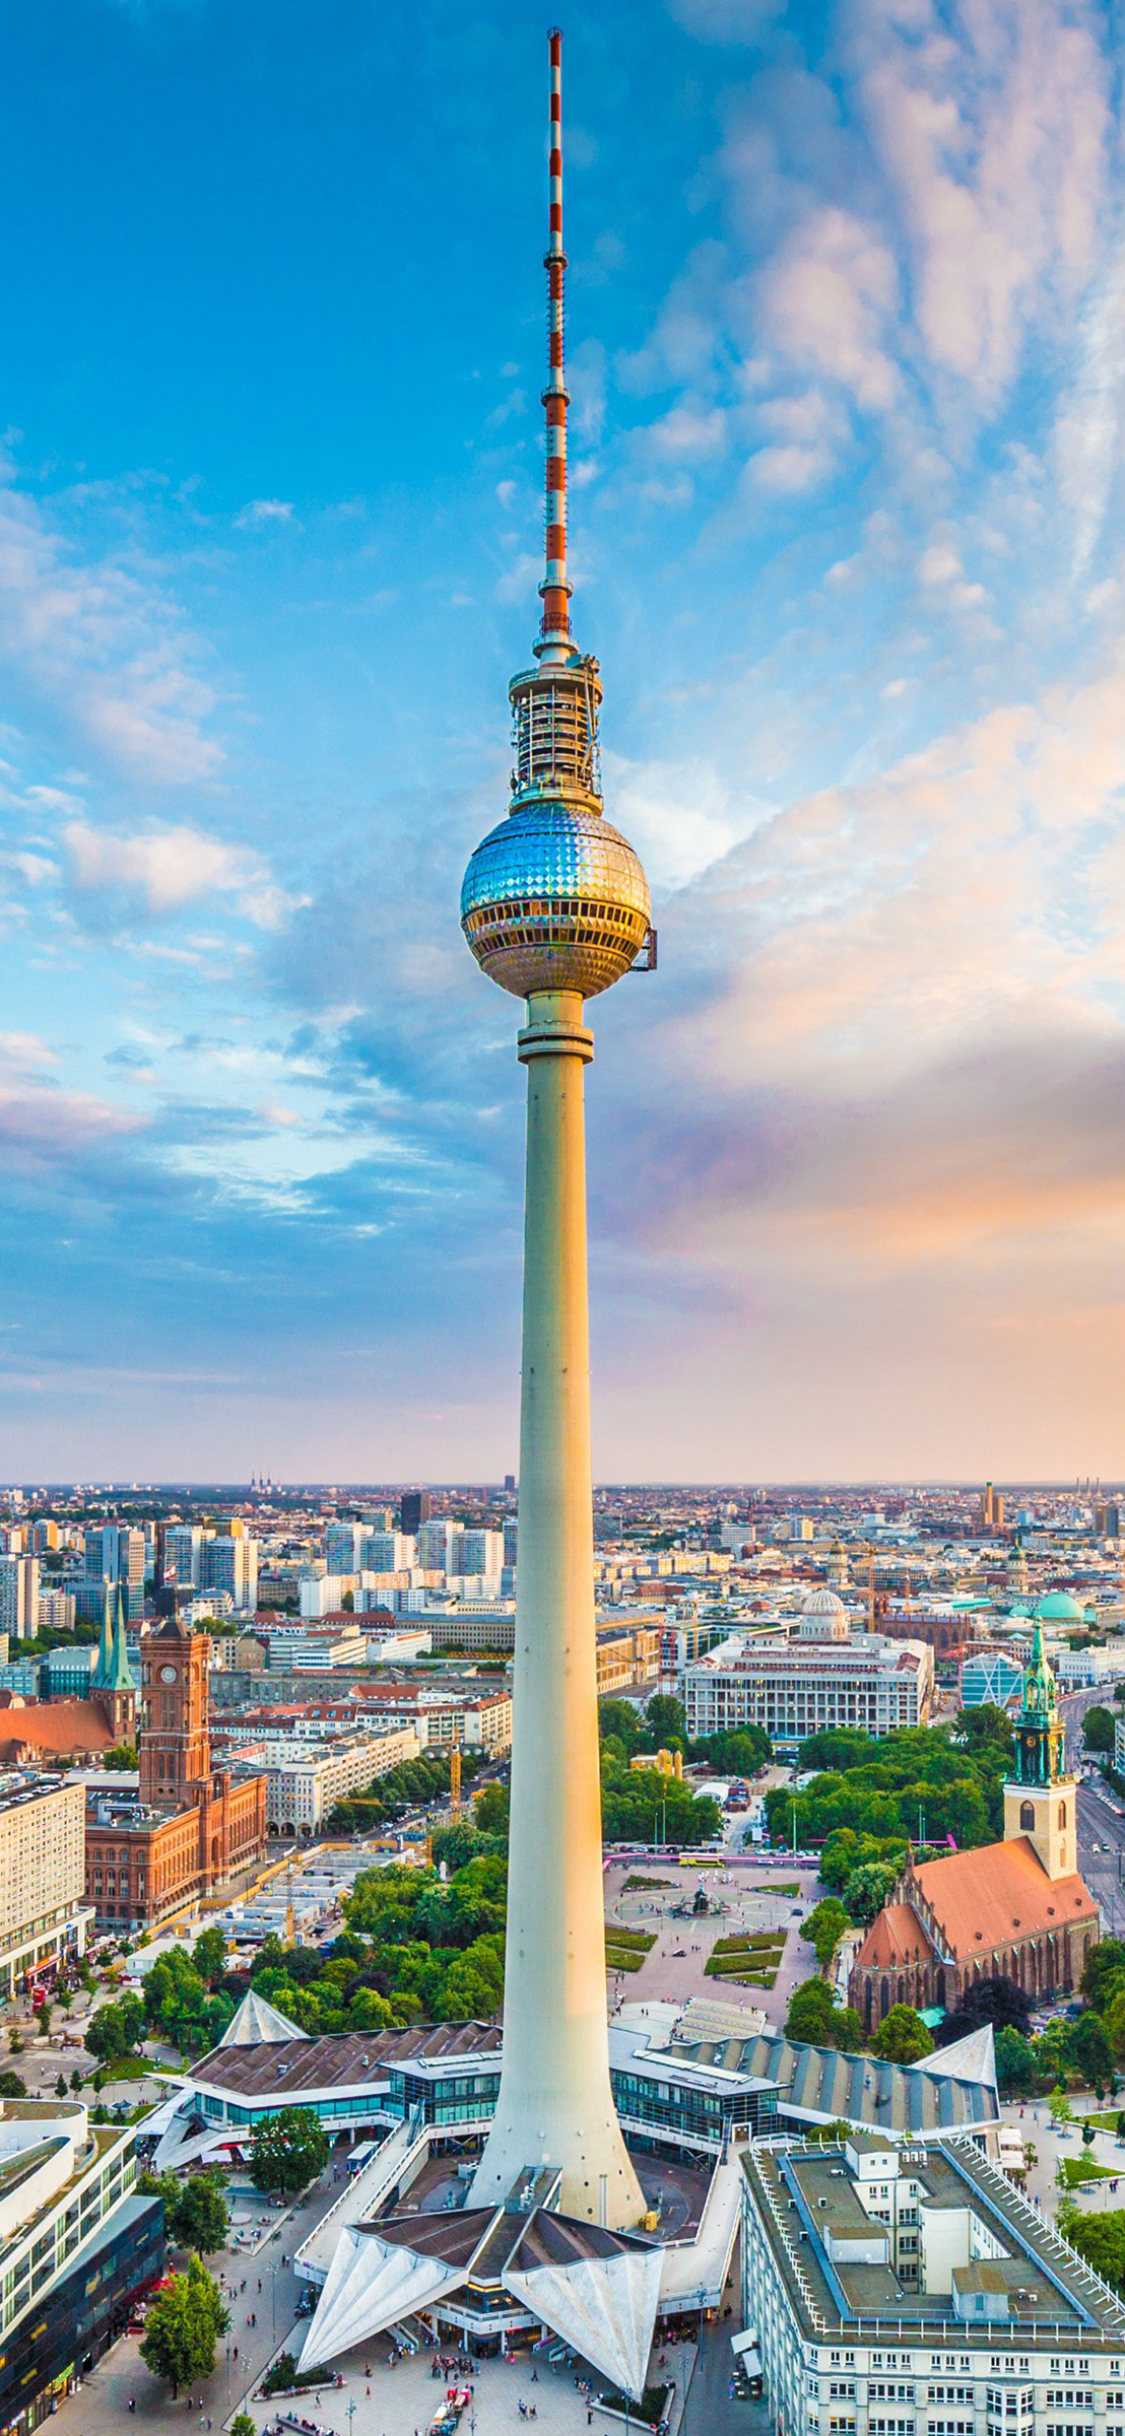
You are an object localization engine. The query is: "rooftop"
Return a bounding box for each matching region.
[743,2136,1125,2350]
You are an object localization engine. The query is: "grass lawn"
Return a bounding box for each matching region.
[88,2054,154,2083]
[705,1954,780,1987]
[1058,2155,1119,2188]
[605,1929,657,1973]
[1076,2110,1125,2135]
[622,1874,676,1893]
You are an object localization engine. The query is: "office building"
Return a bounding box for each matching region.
[164,1523,204,1588]
[246,1727,420,1835]
[83,1525,145,1622]
[685,1604,933,1747]
[960,1649,1024,1708]
[741,2130,1125,2436]
[201,1530,258,1613]
[0,2095,162,2427]
[400,1489,431,1535]
[0,1553,39,1641]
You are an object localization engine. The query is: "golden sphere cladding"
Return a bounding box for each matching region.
[461,804,651,1000]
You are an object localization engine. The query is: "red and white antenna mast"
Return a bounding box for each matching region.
[538,28,572,663]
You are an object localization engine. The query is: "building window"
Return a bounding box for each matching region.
[1020,1801,1035,1830]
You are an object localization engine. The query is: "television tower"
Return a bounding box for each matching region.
[461,29,650,2228]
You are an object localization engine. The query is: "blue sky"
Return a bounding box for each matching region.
[2,0,1124,1481]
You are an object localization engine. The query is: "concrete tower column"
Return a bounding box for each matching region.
[469,990,644,2227]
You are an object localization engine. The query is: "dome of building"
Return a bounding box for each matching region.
[1034,1592,1083,1623]
[461,802,650,1001]
[802,1587,846,1616]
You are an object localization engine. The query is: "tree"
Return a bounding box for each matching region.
[995,2027,1037,2098]
[1048,2086,1074,2125]
[841,1863,898,1926]
[1082,1937,1125,2009]
[0,2072,25,2098]
[801,1899,850,1968]
[959,1705,1013,1757]
[873,2005,934,2065]
[786,1978,836,2043]
[644,1694,687,1749]
[104,1744,139,1770]
[172,2172,229,2255]
[1070,2011,1115,2089]
[1084,1706,1117,1755]
[192,1928,229,1989]
[1061,2207,1125,2293]
[231,2417,256,2436]
[248,2105,329,2198]
[86,1992,145,2065]
[55,2074,67,2097]
[937,1975,1032,2045]
[140,2256,229,2396]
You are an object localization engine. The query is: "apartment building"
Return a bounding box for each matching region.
[685,1628,933,1747]
[740,2132,1125,2436]
[0,1775,92,1996]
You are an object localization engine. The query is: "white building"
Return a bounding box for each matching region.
[0,1555,39,1642]
[685,1601,933,1747]
[741,2131,1125,2436]
[245,1728,421,1834]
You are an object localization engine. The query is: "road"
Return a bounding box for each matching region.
[1076,1778,1125,1935]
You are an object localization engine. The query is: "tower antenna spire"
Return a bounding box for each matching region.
[538,28,572,661]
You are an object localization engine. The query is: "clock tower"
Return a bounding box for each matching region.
[1003,1620,1075,1879]
[139,1611,211,1808]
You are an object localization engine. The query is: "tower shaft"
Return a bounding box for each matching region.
[469,990,643,2226]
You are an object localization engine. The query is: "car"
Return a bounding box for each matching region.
[672,1948,687,1958]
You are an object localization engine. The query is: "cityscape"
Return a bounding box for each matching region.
[3,7,1125,2436]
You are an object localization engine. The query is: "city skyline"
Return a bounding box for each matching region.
[2,0,1124,1479]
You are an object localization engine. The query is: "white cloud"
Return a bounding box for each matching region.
[755,205,901,413]
[235,498,296,528]
[852,0,1110,402]
[64,821,294,928]
[0,466,220,786]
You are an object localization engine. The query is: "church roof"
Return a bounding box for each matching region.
[853,1903,938,1969]
[885,1837,1097,1963]
[0,1697,115,1758]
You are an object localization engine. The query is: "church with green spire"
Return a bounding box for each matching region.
[91,1587,138,1747]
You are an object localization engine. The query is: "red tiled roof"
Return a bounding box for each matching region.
[912,1837,1097,1957]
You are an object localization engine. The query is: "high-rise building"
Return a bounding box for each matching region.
[0,1554,39,1641]
[400,1489,431,1535]
[458,30,652,2231]
[418,1518,458,1572]
[449,1528,504,1579]
[0,1775,91,1993]
[200,1531,258,1613]
[82,1525,145,1622]
[164,1524,203,1588]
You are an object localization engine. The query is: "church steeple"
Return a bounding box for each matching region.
[93,1582,114,1690]
[1003,1619,1075,1878]
[1013,1621,1065,1786]
[93,1591,137,1746]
